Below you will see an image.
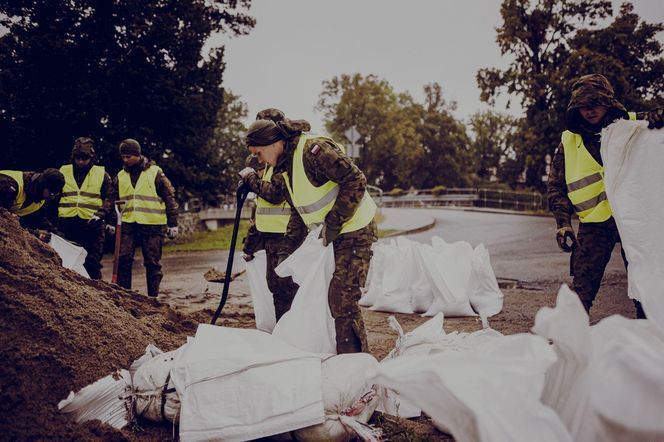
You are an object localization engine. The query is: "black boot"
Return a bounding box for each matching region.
[633,299,647,319]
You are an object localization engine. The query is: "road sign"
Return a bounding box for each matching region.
[344,126,361,159]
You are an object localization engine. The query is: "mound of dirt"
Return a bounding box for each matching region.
[0,209,225,440]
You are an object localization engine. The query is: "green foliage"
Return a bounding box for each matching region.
[478,0,664,190]
[164,220,250,252]
[0,0,255,202]
[317,74,471,189]
[387,187,406,196]
[469,110,520,183]
[430,185,447,196]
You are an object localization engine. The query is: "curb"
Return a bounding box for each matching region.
[381,217,437,238]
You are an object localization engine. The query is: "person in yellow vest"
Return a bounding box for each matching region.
[58,137,112,279]
[108,138,179,297]
[547,74,664,318]
[243,110,377,354]
[0,168,64,241]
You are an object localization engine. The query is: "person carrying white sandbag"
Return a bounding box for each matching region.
[243,109,378,354]
[546,73,664,318]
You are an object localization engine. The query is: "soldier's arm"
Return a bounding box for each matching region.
[105,176,120,226]
[244,172,287,204]
[303,139,366,231]
[546,142,574,229]
[155,172,179,227]
[0,176,18,210]
[242,224,264,256]
[96,172,113,220]
[635,109,664,128]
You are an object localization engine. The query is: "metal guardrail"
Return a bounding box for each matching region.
[380,188,546,212]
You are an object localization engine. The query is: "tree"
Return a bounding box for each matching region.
[468,110,519,183]
[0,0,255,200]
[477,0,664,190]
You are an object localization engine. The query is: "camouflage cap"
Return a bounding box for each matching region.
[72,136,95,158]
[40,168,65,193]
[246,120,285,147]
[256,108,286,123]
[245,153,266,171]
[566,74,627,132]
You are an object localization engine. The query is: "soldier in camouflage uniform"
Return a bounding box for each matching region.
[243,110,377,354]
[547,74,663,318]
[57,137,112,279]
[109,139,179,297]
[0,168,64,241]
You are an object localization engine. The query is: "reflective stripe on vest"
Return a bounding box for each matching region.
[563,111,637,223]
[255,166,290,233]
[0,170,44,216]
[283,134,377,233]
[118,165,167,225]
[58,164,105,219]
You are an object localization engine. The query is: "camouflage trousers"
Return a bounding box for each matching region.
[329,223,377,354]
[264,233,299,321]
[117,222,165,297]
[59,216,105,279]
[571,217,645,318]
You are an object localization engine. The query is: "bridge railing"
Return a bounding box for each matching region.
[380,188,546,212]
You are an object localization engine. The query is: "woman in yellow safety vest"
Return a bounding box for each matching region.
[242,110,378,354]
[547,73,663,319]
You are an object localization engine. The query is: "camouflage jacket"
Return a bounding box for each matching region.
[244,170,288,205]
[272,133,373,247]
[109,157,179,227]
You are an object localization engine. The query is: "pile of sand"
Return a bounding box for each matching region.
[0,208,236,440]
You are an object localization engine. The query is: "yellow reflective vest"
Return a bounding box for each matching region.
[58,164,105,220]
[255,166,290,233]
[117,165,167,225]
[283,134,377,234]
[563,112,637,223]
[0,170,44,216]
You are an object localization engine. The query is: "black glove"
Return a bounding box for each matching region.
[35,230,52,243]
[556,226,577,253]
[237,179,251,196]
[646,109,664,129]
[319,223,340,247]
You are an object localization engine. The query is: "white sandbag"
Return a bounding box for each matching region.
[294,353,383,442]
[274,227,336,354]
[129,344,163,378]
[601,120,664,329]
[368,237,416,314]
[421,238,476,317]
[410,245,435,313]
[48,233,89,278]
[468,244,504,327]
[369,333,570,442]
[360,242,388,307]
[133,347,184,423]
[245,250,277,332]
[58,369,133,430]
[171,324,324,442]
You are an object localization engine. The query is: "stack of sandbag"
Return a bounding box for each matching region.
[361,236,503,323]
[601,119,664,328]
[534,284,664,441]
[370,313,571,441]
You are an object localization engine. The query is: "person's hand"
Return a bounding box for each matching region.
[646,109,664,129]
[167,226,179,240]
[238,167,256,180]
[37,230,51,243]
[87,215,102,224]
[106,224,116,235]
[242,253,255,262]
[319,223,340,247]
[556,226,577,252]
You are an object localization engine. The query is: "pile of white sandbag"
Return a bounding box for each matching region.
[361,236,503,324]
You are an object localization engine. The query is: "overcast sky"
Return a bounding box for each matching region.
[214,0,664,134]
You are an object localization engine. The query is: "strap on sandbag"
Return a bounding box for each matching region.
[160,372,177,421]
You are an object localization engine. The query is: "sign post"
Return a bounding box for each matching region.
[344,126,362,159]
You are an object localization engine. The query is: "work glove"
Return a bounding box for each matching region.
[556,226,577,253]
[242,253,255,262]
[319,223,340,247]
[238,167,256,180]
[87,214,102,224]
[106,224,116,235]
[167,226,179,240]
[36,230,52,243]
[646,109,664,129]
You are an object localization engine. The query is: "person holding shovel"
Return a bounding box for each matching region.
[57,137,112,279]
[108,138,179,297]
[242,110,377,354]
[546,73,664,318]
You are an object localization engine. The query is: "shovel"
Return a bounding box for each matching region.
[111,200,127,284]
[211,181,250,325]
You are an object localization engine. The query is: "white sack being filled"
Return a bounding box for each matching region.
[48,233,89,278]
[245,250,277,333]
